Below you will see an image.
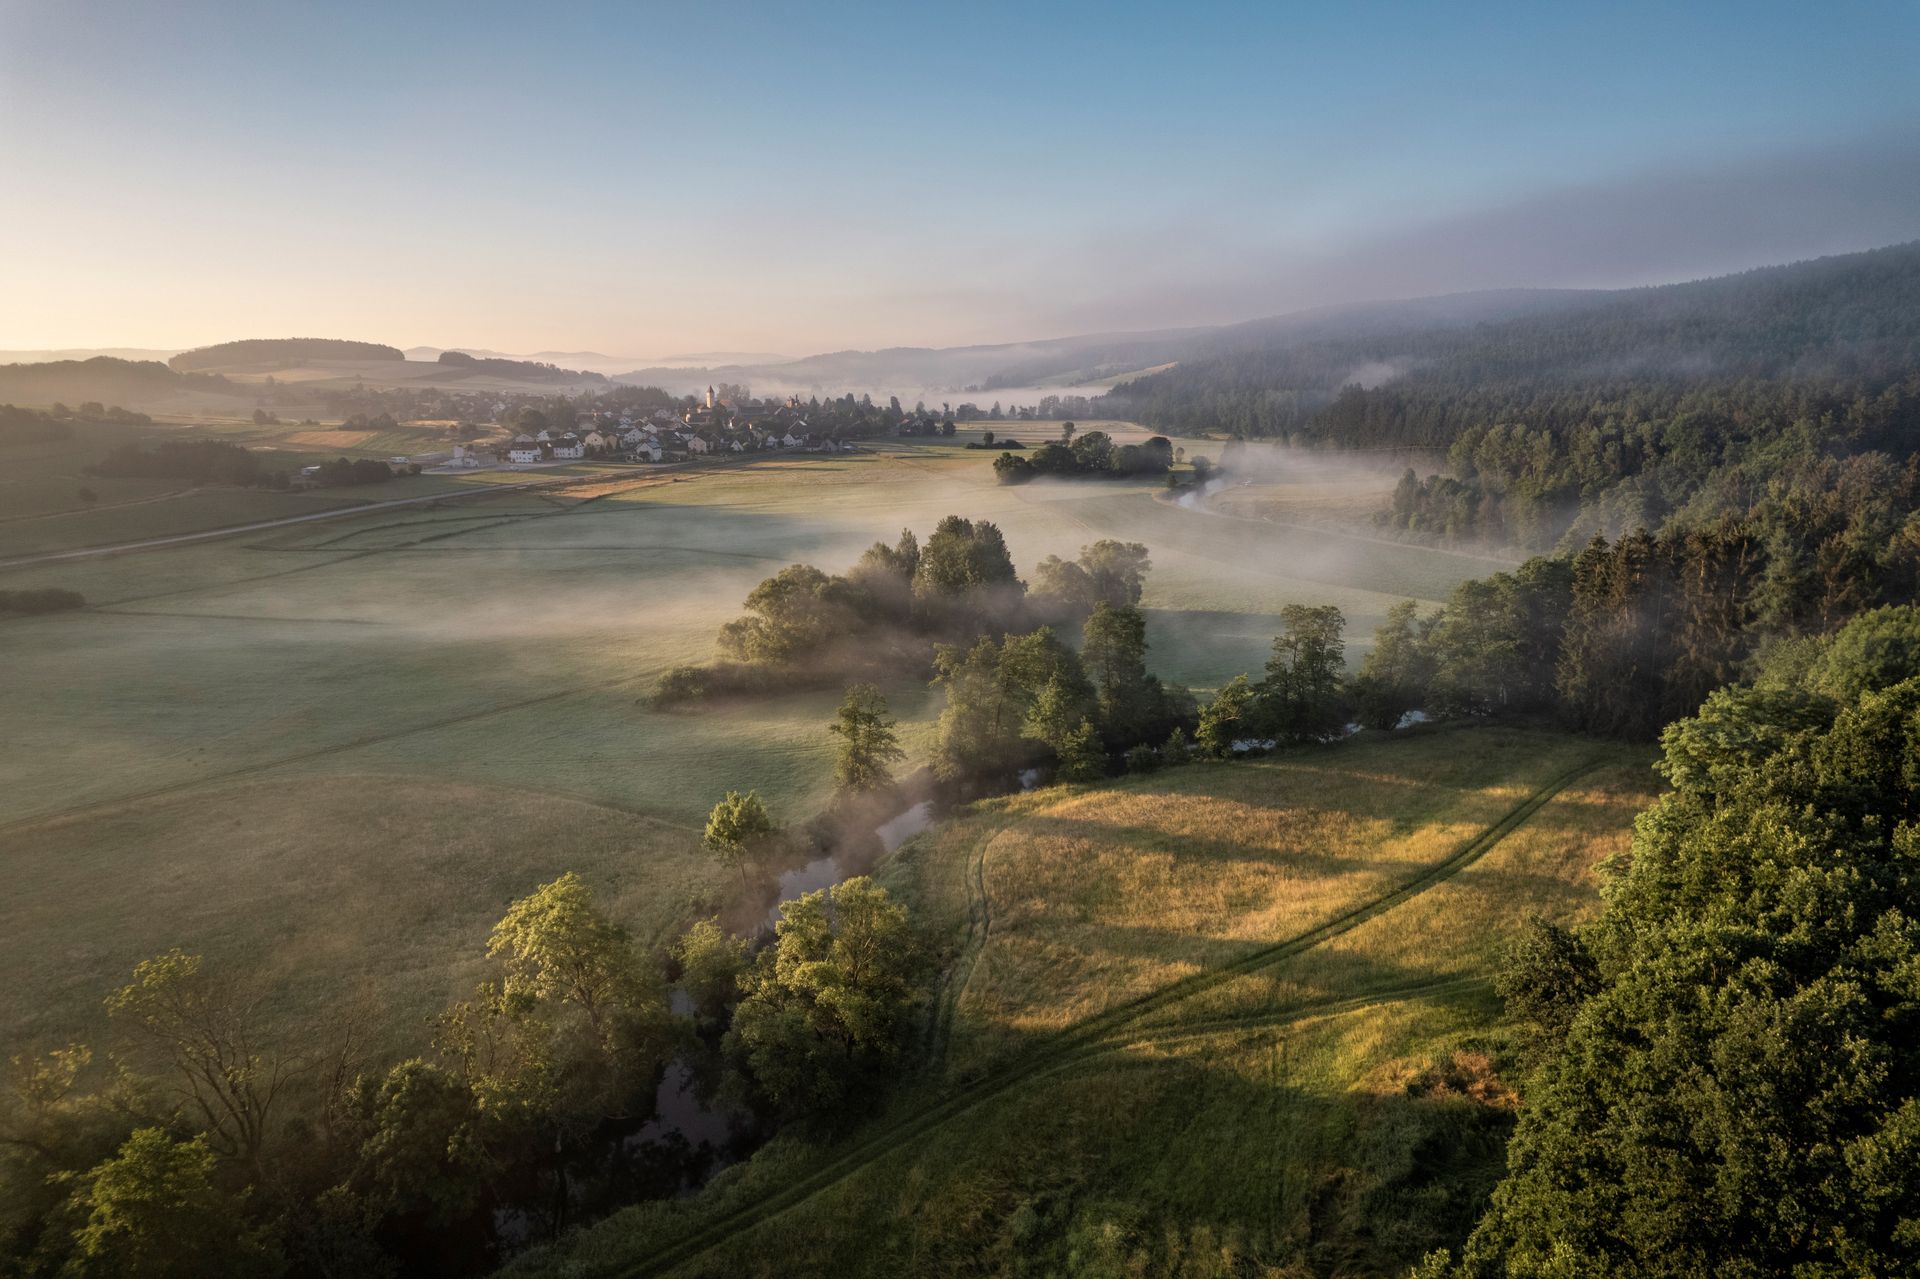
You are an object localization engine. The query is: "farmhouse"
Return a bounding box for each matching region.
[507,446,542,464]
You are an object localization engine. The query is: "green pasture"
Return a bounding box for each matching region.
[0,438,1498,1066]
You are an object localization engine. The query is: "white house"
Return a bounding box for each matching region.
[686,435,712,455]
[508,446,542,464]
[551,441,585,460]
[781,430,806,448]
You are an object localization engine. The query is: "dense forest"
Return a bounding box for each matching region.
[1101,243,1920,444]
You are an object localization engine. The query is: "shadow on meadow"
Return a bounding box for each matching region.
[670,986,1517,1279]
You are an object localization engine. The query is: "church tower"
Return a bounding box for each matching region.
[706,385,716,409]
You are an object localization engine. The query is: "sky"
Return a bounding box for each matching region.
[2,0,1917,359]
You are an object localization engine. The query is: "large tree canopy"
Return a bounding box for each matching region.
[1435,607,1920,1278]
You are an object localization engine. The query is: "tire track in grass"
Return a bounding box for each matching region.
[0,671,656,842]
[922,812,1005,1064]
[600,756,1602,1278]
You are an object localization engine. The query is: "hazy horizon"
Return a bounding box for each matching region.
[2,1,1916,356]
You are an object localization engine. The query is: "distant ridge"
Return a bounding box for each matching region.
[170,337,404,371]
[436,350,606,384]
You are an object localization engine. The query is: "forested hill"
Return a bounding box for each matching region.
[1100,242,1920,442]
[0,357,227,404]
[437,350,607,383]
[169,337,405,371]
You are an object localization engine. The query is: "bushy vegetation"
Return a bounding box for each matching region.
[0,864,931,1278]
[655,516,1157,716]
[655,511,1208,788]
[307,456,398,486]
[992,423,1173,484]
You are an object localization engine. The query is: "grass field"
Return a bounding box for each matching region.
[513,726,1657,1277]
[0,435,1500,1068]
[0,413,499,559]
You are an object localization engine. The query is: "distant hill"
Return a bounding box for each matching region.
[0,347,183,365]
[612,295,1619,402]
[436,350,606,383]
[614,328,1217,401]
[0,357,228,406]
[170,338,405,372]
[609,243,1920,414]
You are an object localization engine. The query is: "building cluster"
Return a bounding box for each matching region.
[491,388,861,467]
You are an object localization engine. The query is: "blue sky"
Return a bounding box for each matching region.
[2,0,1916,355]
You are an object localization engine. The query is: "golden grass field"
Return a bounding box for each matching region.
[515,725,1657,1279]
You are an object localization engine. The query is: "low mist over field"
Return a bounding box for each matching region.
[5,3,1919,1277]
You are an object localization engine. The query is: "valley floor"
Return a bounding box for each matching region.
[1,435,1480,1060]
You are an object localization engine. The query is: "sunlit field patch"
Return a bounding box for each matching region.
[517,724,1656,1278]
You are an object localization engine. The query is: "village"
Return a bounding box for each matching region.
[451,385,948,470]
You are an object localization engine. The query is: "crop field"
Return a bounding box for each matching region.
[0,435,1501,1065]
[513,726,1657,1277]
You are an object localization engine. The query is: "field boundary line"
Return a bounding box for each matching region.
[598,755,1603,1277]
[0,450,774,571]
[0,672,656,842]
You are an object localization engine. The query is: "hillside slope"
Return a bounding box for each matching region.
[1102,242,1920,439]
